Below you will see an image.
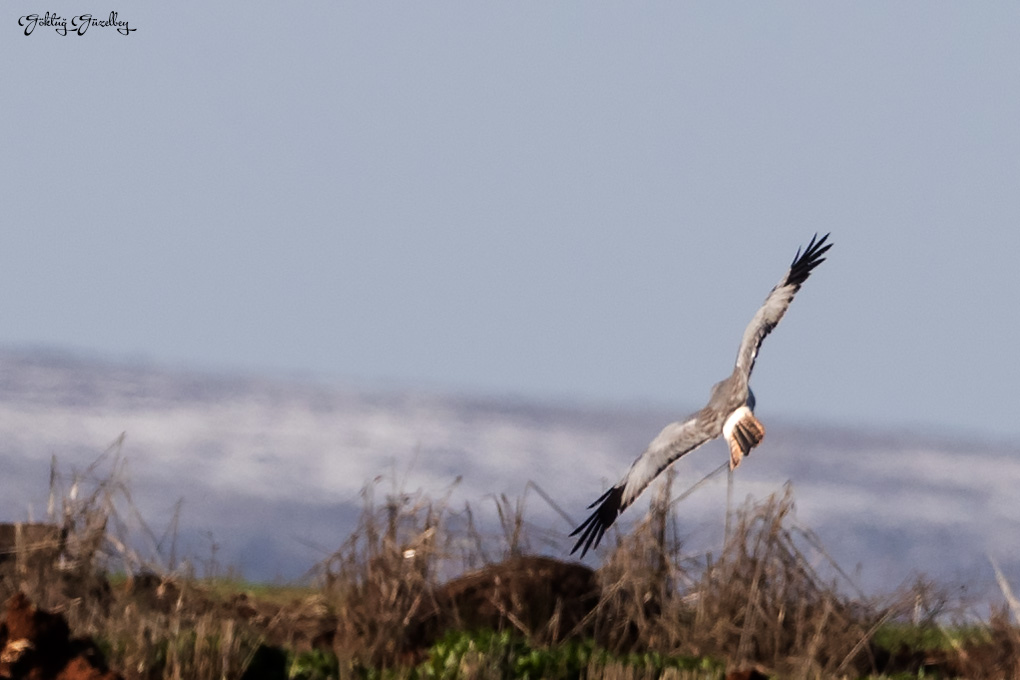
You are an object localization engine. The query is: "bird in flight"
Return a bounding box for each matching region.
[569,233,832,558]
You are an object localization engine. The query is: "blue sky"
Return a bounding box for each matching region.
[3,3,1019,439]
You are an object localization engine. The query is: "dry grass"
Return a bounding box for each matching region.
[1,440,263,680]
[4,444,1020,679]
[681,487,881,677]
[585,478,895,678]
[316,481,446,668]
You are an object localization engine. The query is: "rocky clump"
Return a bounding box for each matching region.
[0,592,121,680]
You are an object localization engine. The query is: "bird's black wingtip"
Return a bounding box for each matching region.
[585,486,616,510]
[569,486,624,558]
[787,233,833,286]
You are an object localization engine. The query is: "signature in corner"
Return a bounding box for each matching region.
[19,11,136,36]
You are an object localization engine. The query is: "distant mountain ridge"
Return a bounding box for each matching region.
[1,346,1017,601]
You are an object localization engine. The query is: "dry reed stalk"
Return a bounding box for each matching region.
[319,480,451,667]
[6,444,266,680]
[683,486,887,678]
[586,482,907,678]
[588,468,694,654]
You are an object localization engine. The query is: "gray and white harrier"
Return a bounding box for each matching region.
[570,233,832,557]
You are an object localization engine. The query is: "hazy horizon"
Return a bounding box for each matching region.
[3,346,1018,595]
[2,341,1012,448]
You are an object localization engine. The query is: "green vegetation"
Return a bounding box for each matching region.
[240,630,723,680]
[414,629,720,680]
[871,622,986,654]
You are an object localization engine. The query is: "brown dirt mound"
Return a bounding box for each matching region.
[409,555,599,649]
[0,592,121,680]
[329,552,599,666]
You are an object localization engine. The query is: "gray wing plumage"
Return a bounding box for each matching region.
[733,233,831,378]
[569,414,714,557]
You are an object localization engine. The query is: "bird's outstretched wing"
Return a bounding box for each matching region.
[733,232,831,377]
[569,414,714,557]
[569,234,832,559]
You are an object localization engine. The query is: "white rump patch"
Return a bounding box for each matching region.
[722,406,753,442]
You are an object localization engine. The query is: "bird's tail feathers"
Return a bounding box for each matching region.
[724,406,765,470]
